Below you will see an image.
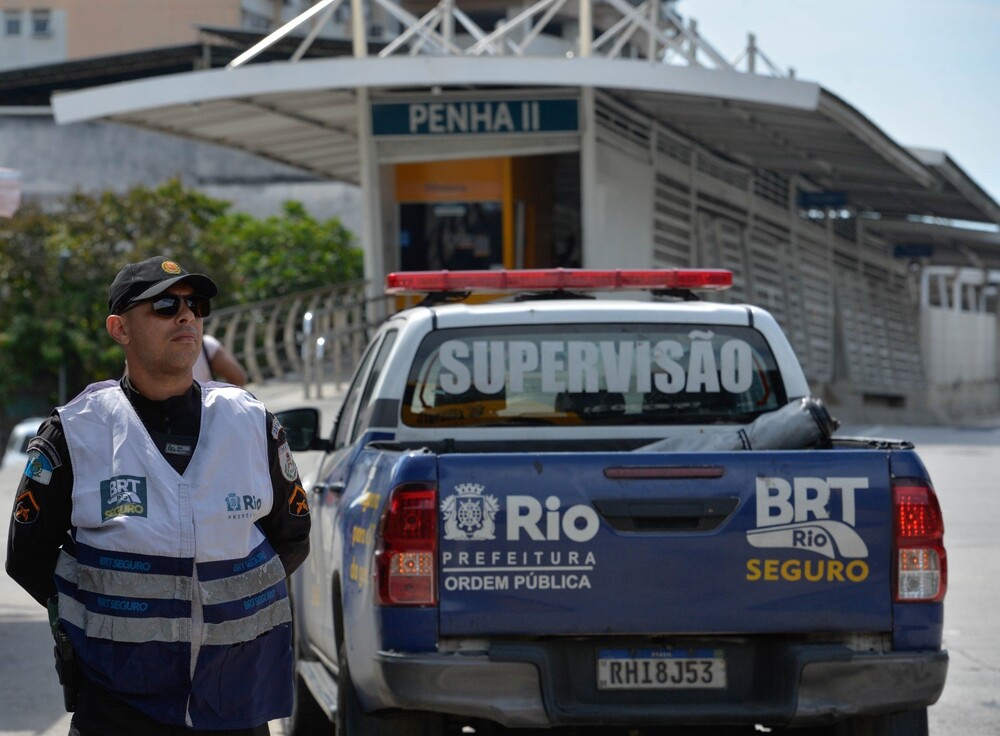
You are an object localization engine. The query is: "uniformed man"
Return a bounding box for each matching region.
[6,255,311,736]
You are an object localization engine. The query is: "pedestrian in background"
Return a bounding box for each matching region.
[5,255,311,736]
[195,333,248,386]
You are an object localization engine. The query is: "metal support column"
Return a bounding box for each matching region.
[579,86,597,265]
[352,0,386,304]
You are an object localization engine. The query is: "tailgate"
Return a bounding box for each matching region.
[437,450,892,636]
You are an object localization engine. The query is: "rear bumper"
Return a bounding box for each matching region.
[796,652,948,721]
[373,642,947,728]
[375,650,550,727]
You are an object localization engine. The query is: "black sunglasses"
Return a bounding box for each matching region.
[122,294,211,318]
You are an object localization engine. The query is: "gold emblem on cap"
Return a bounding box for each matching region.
[161,261,182,275]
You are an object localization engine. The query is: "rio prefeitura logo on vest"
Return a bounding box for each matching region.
[100,475,148,522]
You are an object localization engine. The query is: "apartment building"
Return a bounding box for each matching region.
[0,1,325,71]
[0,0,362,227]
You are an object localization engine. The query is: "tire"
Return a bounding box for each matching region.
[831,708,929,736]
[335,645,442,736]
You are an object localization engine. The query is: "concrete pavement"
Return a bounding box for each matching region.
[248,376,347,421]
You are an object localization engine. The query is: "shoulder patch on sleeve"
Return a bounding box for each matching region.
[271,416,282,441]
[278,442,299,482]
[27,436,62,469]
[23,448,56,486]
[288,485,310,517]
[13,489,40,524]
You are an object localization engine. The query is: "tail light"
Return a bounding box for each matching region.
[375,484,437,606]
[893,479,946,602]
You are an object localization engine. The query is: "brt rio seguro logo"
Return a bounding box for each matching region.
[745,476,871,584]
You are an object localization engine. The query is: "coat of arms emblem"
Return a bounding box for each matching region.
[441,483,499,541]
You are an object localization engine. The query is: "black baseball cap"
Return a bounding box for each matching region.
[109,256,218,314]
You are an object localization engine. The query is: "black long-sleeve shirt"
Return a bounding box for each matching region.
[6,377,310,607]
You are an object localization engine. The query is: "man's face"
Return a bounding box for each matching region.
[116,284,205,375]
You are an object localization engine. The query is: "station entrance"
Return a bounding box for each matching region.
[394,153,581,273]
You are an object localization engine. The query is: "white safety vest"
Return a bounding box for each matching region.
[53,381,293,729]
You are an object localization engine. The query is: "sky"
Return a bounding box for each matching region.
[673,0,1000,210]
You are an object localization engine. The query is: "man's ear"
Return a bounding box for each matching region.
[106,314,130,346]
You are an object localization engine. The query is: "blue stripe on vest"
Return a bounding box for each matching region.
[68,634,192,726]
[77,589,191,619]
[75,540,193,577]
[202,580,288,625]
[198,538,276,581]
[189,627,294,729]
[54,575,77,597]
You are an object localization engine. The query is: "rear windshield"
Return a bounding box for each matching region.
[402,324,786,427]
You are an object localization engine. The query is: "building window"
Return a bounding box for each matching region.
[241,10,270,32]
[4,10,22,36]
[31,8,51,37]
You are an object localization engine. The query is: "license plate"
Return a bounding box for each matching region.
[597,648,727,690]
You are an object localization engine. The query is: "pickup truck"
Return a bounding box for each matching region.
[279,268,947,736]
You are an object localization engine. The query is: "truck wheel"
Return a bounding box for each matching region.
[834,708,929,736]
[284,670,334,736]
[335,646,441,736]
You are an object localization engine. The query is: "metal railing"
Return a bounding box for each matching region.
[300,290,396,397]
[203,280,394,395]
[228,0,790,77]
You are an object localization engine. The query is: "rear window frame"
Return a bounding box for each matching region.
[401,322,788,428]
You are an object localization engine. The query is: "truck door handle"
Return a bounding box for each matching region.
[593,497,739,532]
[313,481,345,495]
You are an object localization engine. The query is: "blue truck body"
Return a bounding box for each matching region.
[280,274,947,736]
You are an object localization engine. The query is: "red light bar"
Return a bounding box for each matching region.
[385,269,733,294]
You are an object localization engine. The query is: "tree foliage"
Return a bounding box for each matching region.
[205,200,362,304]
[0,180,361,427]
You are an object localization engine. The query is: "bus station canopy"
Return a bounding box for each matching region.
[49,53,1000,233]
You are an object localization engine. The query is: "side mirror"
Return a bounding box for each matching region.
[276,408,329,452]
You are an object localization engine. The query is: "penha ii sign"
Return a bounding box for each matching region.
[371,97,579,136]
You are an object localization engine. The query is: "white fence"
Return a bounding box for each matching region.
[203,280,393,391]
[916,267,1000,418]
[921,308,997,385]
